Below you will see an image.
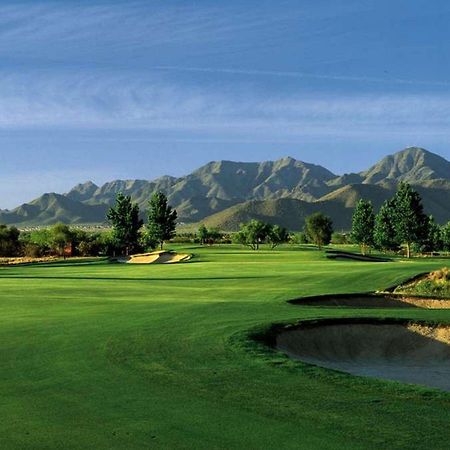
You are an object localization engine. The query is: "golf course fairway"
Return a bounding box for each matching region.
[0,246,449,449]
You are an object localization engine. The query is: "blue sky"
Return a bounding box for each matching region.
[1,0,450,208]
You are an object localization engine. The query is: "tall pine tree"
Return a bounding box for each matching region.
[374,199,400,252]
[351,199,375,255]
[107,193,143,256]
[147,192,177,250]
[391,182,428,258]
[419,215,443,253]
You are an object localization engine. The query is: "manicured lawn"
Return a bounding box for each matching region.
[0,246,449,449]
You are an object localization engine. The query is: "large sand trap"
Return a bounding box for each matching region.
[119,251,192,264]
[276,321,450,391]
[290,294,450,309]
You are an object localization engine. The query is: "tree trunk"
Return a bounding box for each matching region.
[406,242,411,258]
[160,241,164,250]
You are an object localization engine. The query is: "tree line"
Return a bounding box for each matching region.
[215,212,334,251]
[0,223,110,259]
[1,182,450,258]
[0,192,178,258]
[351,182,450,257]
[106,191,177,255]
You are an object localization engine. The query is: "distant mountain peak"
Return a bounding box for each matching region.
[66,181,99,202]
[278,155,297,163]
[360,147,450,184]
[1,148,449,227]
[399,146,432,154]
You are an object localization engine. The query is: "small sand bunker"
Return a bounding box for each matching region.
[120,251,192,264]
[276,321,450,391]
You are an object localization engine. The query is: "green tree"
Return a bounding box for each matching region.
[291,232,309,245]
[49,223,73,258]
[107,193,143,256]
[442,222,450,252]
[139,229,157,252]
[96,230,120,256]
[331,232,348,245]
[235,220,271,250]
[418,216,443,253]
[198,224,209,245]
[429,217,444,252]
[304,213,333,250]
[19,228,51,257]
[72,230,104,257]
[351,199,375,255]
[0,225,21,257]
[146,192,178,250]
[392,182,428,258]
[374,199,400,252]
[267,225,290,249]
[207,228,223,245]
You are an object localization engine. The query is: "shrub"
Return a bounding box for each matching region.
[22,243,44,258]
[331,232,349,245]
[0,225,21,257]
[290,232,309,245]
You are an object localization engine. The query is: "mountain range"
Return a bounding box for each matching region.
[1,147,450,230]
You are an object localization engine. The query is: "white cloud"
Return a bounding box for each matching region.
[0,71,449,141]
[0,1,296,54]
[0,2,447,142]
[154,66,450,88]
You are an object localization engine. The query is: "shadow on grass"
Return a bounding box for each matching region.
[289,293,422,308]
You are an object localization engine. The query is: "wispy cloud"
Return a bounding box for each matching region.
[0,71,449,141]
[153,66,450,88]
[0,2,447,142]
[0,1,298,57]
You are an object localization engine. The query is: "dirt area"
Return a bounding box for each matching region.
[276,321,450,391]
[119,251,192,264]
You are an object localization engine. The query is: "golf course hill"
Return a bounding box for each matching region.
[2,147,450,228]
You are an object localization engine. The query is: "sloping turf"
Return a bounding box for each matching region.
[0,246,449,449]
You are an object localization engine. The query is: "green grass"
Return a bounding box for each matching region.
[0,245,449,449]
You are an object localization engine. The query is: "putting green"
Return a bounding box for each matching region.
[0,246,449,449]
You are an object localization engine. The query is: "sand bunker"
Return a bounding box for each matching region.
[276,321,450,391]
[290,294,450,309]
[119,251,192,264]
